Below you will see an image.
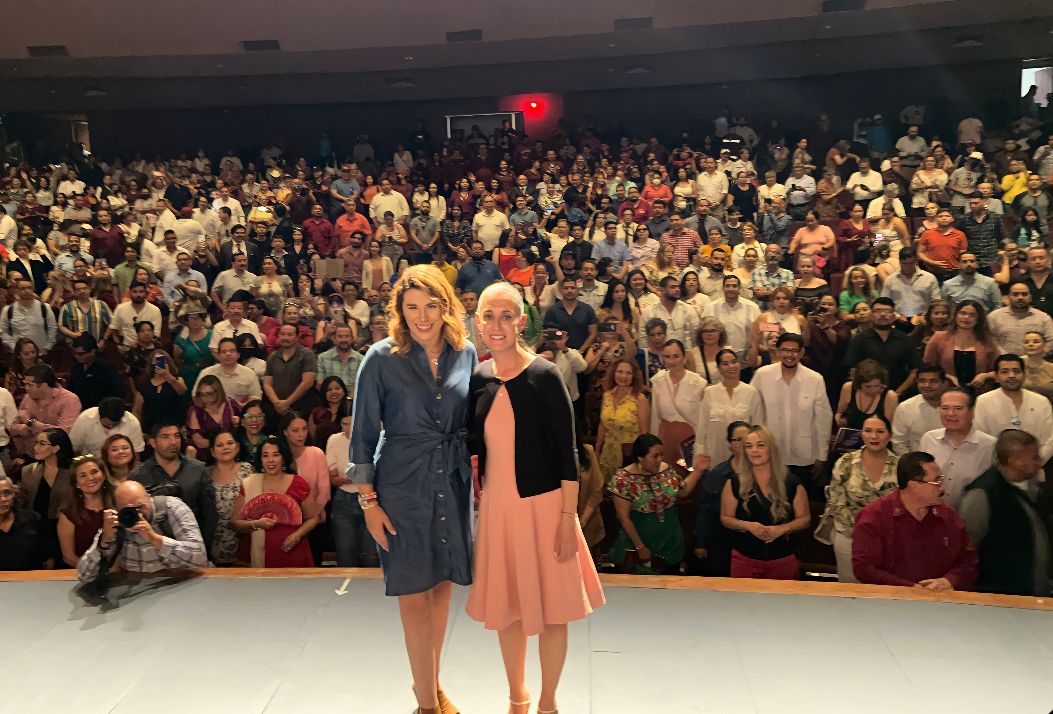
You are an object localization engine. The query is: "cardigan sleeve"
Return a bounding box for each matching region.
[535,363,580,483]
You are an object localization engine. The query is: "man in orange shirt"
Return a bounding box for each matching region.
[916,208,968,283]
[334,198,372,250]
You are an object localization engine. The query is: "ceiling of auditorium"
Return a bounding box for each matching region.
[1,0,1051,112]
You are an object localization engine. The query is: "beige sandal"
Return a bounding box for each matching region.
[436,688,459,714]
[509,697,531,714]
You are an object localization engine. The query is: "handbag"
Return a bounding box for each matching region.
[813,510,835,546]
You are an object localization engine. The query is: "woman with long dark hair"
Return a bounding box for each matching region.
[19,428,75,565]
[922,298,1001,390]
[56,454,116,567]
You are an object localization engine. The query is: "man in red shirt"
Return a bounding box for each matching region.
[334,199,372,249]
[853,451,978,591]
[916,208,968,282]
[302,203,337,257]
[618,185,653,223]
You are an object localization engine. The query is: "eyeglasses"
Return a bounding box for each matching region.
[920,477,945,487]
[243,413,265,421]
[777,347,801,355]
[33,438,53,447]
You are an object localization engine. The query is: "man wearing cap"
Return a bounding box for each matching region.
[329,166,361,221]
[208,290,262,357]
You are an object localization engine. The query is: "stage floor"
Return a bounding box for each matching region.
[4,573,1053,713]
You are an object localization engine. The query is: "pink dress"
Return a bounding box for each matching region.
[467,385,605,636]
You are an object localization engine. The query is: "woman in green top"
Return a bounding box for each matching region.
[511,282,543,345]
[607,433,702,573]
[236,399,270,464]
[173,307,214,390]
[819,414,898,584]
[838,266,877,324]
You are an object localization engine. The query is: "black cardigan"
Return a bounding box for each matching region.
[469,357,579,498]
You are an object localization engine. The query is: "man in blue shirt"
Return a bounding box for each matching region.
[455,240,501,297]
[592,221,631,280]
[161,251,208,306]
[328,165,361,220]
[941,253,1002,313]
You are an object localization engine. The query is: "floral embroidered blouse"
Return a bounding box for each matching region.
[822,448,899,534]
[608,465,683,522]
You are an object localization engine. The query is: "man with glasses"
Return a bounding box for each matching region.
[844,296,919,397]
[454,240,501,298]
[195,337,262,406]
[852,451,978,591]
[749,333,832,499]
[918,388,997,509]
[974,354,1053,474]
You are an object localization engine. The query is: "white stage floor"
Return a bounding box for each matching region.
[4,575,1053,713]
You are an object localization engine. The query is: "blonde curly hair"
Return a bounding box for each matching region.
[387,264,469,355]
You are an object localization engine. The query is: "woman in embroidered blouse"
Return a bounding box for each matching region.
[819,415,898,583]
[348,264,475,714]
[649,340,706,465]
[207,429,252,566]
[608,433,703,573]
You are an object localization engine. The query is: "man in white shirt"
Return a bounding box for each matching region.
[211,186,245,225]
[152,199,178,243]
[750,332,833,499]
[640,275,700,350]
[369,178,410,226]
[974,355,1053,478]
[471,194,510,252]
[865,184,908,220]
[195,337,262,404]
[880,248,941,319]
[106,281,163,349]
[57,169,86,196]
[895,125,927,168]
[695,157,729,211]
[892,364,949,455]
[918,388,996,509]
[208,291,263,357]
[0,207,17,251]
[782,164,817,219]
[845,158,885,208]
[69,397,146,455]
[701,275,759,361]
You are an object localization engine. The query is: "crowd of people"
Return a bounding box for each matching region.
[0,100,1051,607]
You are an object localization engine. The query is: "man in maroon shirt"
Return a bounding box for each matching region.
[88,208,126,269]
[618,185,653,223]
[853,452,978,591]
[301,203,337,257]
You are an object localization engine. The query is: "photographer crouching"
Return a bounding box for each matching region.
[76,472,208,583]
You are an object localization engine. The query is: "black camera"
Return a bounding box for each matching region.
[117,506,142,529]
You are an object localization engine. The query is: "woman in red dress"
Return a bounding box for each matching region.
[231,436,317,567]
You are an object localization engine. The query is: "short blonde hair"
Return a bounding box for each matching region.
[387,264,468,354]
[478,281,524,319]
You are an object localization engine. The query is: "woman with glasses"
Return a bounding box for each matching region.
[720,426,811,579]
[686,317,730,385]
[208,429,252,566]
[101,433,138,484]
[237,399,269,465]
[818,415,898,583]
[187,375,241,464]
[57,454,116,567]
[19,428,75,566]
[693,421,751,577]
[693,350,765,472]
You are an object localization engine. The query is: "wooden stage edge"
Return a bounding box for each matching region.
[1,568,1050,612]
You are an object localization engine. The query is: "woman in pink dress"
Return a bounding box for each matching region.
[467,282,604,714]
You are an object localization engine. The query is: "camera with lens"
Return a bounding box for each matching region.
[117,506,142,529]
